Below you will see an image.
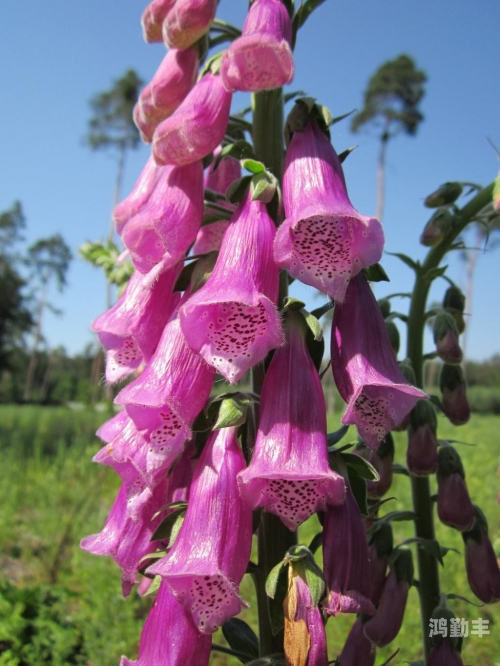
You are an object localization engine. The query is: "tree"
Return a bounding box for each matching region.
[23,234,72,401]
[351,54,427,221]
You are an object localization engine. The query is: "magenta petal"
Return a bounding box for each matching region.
[113,157,163,235]
[291,574,328,666]
[238,312,345,529]
[275,118,384,302]
[153,73,232,167]
[322,486,375,617]
[162,0,218,50]
[141,0,176,43]
[220,0,293,92]
[120,582,211,666]
[331,273,427,450]
[192,220,230,254]
[205,147,241,200]
[363,567,410,647]
[464,530,500,604]
[437,472,475,531]
[427,641,464,666]
[180,193,282,383]
[91,266,180,383]
[147,427,253,634]
[339,617,376,666]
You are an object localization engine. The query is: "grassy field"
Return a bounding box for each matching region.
[0,405,498,665]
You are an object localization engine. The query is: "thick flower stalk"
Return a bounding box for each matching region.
[436,445,475,531]
[147,427,253,633]
[274,115,384,303]
[180,190,282,383]
[238,309,345,530]
[221,0,293,93]
[331,273,426,450]
[322,483,375,616]
[134,47,199,143]
[120,581,212,666]
[115,314,215,481]
[120,161,204,276]
[462,506,500,603]
[162,0,218,50]
[153,72,232,167]
[113,156,163,235]
[338,617,376,666]
[91,265,180,383]
[406,400,439,476]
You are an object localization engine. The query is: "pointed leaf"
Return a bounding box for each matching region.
[392,462,410,476]
[151,506,187,542]
[303,311,323,341]
[266,560,286,600]
[326,424,350,446]
[142,575,162,597]
[338,145,357,163]
[213,396,249,430]
[379,649,400,666]
[226,175,253,204]
[364,262,390,282]
[222,618,260,663]
[446,593,483,607]
[241,158,265,174]
[386,251,420,271]
[342,452,379,481]
[308,532,323,555]
[397,537,444,565]
[348,468,368,516]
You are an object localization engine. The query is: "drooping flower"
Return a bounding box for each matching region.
[338,617,376,666]
[427,640,464,666]
[440,364,470,426]
[437,445,475,531]
[363,548,414,647]
[322,484,375,617]
[238,309,345,530]
[433,312,463,364]
[121,161,204,276]
[275,116,384,303]
[91,265,180,383]
[162,0,218,50]
[180,191,282,383]
[331,273,426,450]
[116,315,215,480]
[113,157,163,235]
[220,0,293,92]
[153,72,232,167]
[462,506,500,604]
[134,47,199,143]
[120,581,212,666]
[141,0,175,43]
[406,400,439,476]
[147,427,253,634]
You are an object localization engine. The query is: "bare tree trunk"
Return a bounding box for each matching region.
[376,132,389,222]
[39,351,55,402]
[23,284,46,402]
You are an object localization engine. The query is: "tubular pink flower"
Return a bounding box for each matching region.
[463,508,500,603]
[116,316,215,480]
[331,273,426,450]
[275,118,384,303]
[338,617,376,666]
[113,157,163,235]
[141,0,176,43]
[91,266,180,383]
[427,640,464,666]
[220,0,293,92]
[162,0,218,49]
[322,485,375,616]
[192,220,229,254]
[121,161,204,275]
[120,581,212,666]
[180,192,282,383]
[80,480,169,597]
[147,427,253,634]
[238,310,345,530]
[153,73,232,167]
[133,47,199,143]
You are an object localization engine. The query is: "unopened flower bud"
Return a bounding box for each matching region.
[462,506,500,603]
[368,522,393,607]
[377,298,391,319]
[443,285,466,333]
[141,0,175,43]
[162,0,218,50]
[427,640,464,666]
[424,182,463,208]
[420,209,453,247]
[433,312,463,365]
[437,446,475,531]
[440,364,470,426]
[338,617,376,666]
[406,400,438,476]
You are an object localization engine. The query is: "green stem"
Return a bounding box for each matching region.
[251,87,297,656]
[406,182,494,656]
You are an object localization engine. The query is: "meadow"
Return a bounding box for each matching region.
[0,404,498,665]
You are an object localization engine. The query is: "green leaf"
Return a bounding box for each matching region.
[364,262,390,282]
[310,300,334,319]
[326,424,349,446]
[303,311,323,341]
[348,468,368,516]
[190,251,218,293]
[150,505,187,542]
[142,575,162,597]
[379,649,400,666]
[173,260,197,292]
[367,511,416,538]
[446,593,483,607]
[397,537,444,566]
[213,396,249,430]
[424,265,448,281]
[241,158,265,174]
[226,175,253,204]
[265,561,289,636]
[250,172,277,203]
[338,145,358,163]
[282,296,306,310]
[213,140,255,170]
[265,561,286,600]
[386,251,420,271]
[308,532,323,554]
[222,618,260,664]
[440,545,460,558]
[392,462,410,476]
[304,563,325,607]
[292,0,328,47]
[342,452,379,481]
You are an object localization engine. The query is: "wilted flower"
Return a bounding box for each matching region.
[238,309,345,530]
[180,191,282,383]
[162,0,218,49]
[440,364,470,426]
[120,581,212,666]
[462,506,500,603]
[147,427,253,633]
[221,0,293,92]
[275,115,384,303]
[331,273,426,450]
[406,400,439,476]
[338,617,376,666]
[437,445,475,531]
[153,72,231,166]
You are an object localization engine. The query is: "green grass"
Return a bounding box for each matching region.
[0,406,498,665]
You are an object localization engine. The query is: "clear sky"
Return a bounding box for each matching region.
[1,0,499,360]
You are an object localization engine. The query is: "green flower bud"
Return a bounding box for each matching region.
[420,209,453,247]
[424,182,463,208]
[378,298,391,319]
[385,320,400,356]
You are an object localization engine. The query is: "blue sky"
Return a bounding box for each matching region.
[1,0,499,360]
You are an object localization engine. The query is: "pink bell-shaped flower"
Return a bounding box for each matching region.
[141,0,175,43]
[121,161,204,276]
[322,483,375,616]
[162,0,218,50]
[220,0,293,92]
[462,506,500,603]
[275,116,384,303]
[134,47,199,143]
[113,157,163,235]
[331,273,426,450]
[437,445,475,531]
[91,265,180,383]
[180,191,282,383]
[116,314,215,480]
[238,309,345,529]
[338,617,376,666]
[406,400,439,476]
[120,581,212,666]
[153,72,232,167]
[147,427,253,633]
